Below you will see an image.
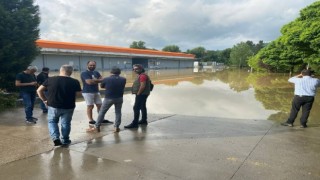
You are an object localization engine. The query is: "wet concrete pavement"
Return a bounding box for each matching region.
[0,106,320,180]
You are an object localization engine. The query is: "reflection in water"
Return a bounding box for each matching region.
[52,68,320,124]
[145,69,320,124]
[50,148,74,180]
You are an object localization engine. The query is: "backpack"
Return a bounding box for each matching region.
[138,74,154,91]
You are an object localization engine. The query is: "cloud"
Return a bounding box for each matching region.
[35,0,317,51]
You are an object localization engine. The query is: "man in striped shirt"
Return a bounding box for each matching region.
[281,69,320,128]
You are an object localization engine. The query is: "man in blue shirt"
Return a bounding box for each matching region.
[281,69,320,128]
[86,67,126,133]
[81,61,113,125]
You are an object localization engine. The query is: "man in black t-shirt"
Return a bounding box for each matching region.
[37,65,82,146]
[15,65,38,123]
[37,67,50,113]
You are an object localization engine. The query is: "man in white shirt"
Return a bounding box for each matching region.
[281,69,320,128]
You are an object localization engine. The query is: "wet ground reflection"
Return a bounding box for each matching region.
[60,68,320,124]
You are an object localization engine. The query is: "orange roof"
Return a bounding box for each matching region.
[36,40,195,59]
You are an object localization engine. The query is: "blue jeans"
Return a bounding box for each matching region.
[21,91,36,120]
[48,106,75,144]
[96,97,123,128]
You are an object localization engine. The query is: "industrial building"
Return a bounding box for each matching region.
[33,40,195,71]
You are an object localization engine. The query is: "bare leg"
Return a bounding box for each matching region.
[87,105,94,121]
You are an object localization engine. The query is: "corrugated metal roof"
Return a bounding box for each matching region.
[36,40,195,59]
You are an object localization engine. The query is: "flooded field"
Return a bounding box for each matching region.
[54,68,320,124]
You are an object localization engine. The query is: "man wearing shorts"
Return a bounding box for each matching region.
[81,61,113,125]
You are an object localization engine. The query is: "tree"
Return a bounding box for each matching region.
[162,45,181,52]
[0,0,40,91]
[202,50,218,62]
[187,46,206,59]
[253,40,267,54]
[245,40,266,55]
[229,42,254,68]
[252,1,320,73]
[130,41,147,49]
[219,48,232,65]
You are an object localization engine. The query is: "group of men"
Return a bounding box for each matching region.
[16,63,320,146]
[16,62,152,146]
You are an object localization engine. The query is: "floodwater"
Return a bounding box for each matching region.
[56,68,320,124]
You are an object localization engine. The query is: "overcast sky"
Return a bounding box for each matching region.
[34,0,317,51]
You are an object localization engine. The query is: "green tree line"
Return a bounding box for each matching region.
[248,1,320,73]
[130,40,266,67]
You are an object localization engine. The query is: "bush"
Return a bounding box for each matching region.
[0,92,17,112]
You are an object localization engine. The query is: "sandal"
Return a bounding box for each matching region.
[113,127,120,133]
[86,126,100,133]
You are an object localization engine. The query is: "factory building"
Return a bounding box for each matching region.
[33,40,195,71]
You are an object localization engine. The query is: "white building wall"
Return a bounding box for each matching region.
[33,53,194,71]
[160,59,179,68]
[179,60,193,68]
[102,57,132,70]
[36,54,80,71]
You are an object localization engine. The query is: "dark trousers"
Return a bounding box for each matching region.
[287,95,314,125]
[132,94,149,125]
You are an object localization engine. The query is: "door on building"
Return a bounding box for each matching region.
[132,58,148,68]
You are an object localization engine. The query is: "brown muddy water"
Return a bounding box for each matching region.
[51,68,320,124]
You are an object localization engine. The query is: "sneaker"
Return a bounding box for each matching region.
[26,119,36,124]
[281,122,293,127]
[102,119,114,124]
[89,120,96,125]
[124,123,138,129]
[53,139,62,146]
[62,140,71,146]
[300,124,307,128]
[138,120,148,125]
[32,117,38,121]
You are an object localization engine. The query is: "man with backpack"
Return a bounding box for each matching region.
[124,64,152,128]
